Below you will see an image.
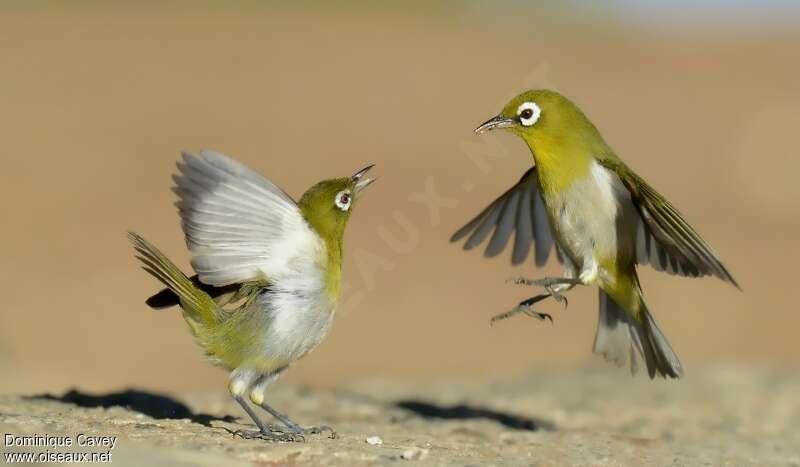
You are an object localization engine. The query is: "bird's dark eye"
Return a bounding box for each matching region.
[517,102,541,127]
[335,189,352,211]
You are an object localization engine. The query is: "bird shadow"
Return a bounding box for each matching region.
[394,400,556,432]
[27,389,237,428]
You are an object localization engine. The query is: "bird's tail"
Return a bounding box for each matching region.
[127,232,219,329]
[593,287,683,379]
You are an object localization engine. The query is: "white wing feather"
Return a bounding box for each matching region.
[174,150,323,286]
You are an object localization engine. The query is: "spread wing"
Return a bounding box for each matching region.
[174,149,322,286]
[450,167,561,266]
[601,159,738,287]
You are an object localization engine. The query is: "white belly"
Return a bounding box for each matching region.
[547,161,636,282]
[258,287,336,364]
[241,254,338,369]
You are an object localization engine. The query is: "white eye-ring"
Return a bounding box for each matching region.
[517,101,541,127]
[335,189,352,211]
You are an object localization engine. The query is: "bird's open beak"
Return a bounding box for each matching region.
[352,164,376,193]
[474,115,515,134]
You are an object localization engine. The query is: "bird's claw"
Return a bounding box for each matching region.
[524,307,553,323]
[507,277,569,309]
[547,287,568,308]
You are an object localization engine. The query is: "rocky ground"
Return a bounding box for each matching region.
[1,365,798,466]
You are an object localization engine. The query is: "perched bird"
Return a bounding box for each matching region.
[451,90,737,379]
[128,150,375,441]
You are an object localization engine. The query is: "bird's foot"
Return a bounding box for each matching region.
[507,276,563,287]
[489,302,553,326]
[531,276,583,288]
[548,288,568,308]
[490,293,554,325]
[508,276,576,308]
[231,428,305,443]
[490,305,552,325]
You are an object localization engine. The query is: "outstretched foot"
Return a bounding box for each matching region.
[507,276,580,307]
[232,394,315,443]
[231,428,305,443]
[490,293,553,325]
[256,402,338,440]
[490,305,551,325]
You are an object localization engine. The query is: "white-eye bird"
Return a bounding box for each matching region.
[128,150,375,441]
[452,90,737,379]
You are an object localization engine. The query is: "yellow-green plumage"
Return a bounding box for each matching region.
[454,90,737,378]
[298,177,358,302]
[498,90,606,194]
[128,150,374,439]
[499,92,647,319]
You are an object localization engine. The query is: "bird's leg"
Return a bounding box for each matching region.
[490,293,553,325]
[249,372,336,439]
[231,395,303,442]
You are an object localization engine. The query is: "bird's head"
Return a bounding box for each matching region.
[298,165,376,244]
[474,89,606,158]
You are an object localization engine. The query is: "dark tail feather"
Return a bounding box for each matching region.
[127,232,219,327]
[146,275,241,310]
[593,290,683,379]
[639,304,683,378]
[146,288,181,309]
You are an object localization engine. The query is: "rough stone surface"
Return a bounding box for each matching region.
[1,366,798,466]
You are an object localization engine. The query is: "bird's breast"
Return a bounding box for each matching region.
[545,160,637,272]
[252,270,337,367]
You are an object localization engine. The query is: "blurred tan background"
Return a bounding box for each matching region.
[1,2,798,396]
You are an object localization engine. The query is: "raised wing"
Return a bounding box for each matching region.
[174,150,322,286]
[450,167,560,266]
[604,161,738,287]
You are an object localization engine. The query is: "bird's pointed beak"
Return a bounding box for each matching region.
[352,164,376,193]
[474,115,515,134]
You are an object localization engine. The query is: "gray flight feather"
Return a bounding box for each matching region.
[511,185,534,265]
[486,190,519,257]
[454,160,736,286]
[173,149,320,286]
[599,158,738,287]
[531,189,554,266]
[450,167,562,268]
